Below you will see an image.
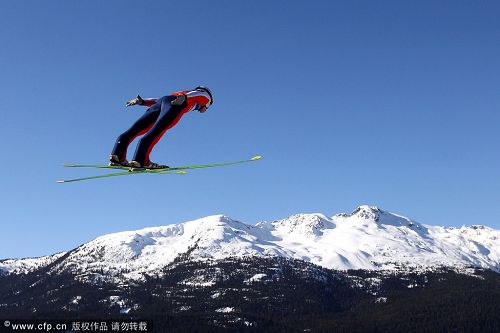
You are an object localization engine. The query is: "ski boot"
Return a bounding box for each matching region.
[129,160,170,169]
[109,155,131,167]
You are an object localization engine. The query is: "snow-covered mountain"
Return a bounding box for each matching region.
[1,206,499,281]
[0,252,65,274]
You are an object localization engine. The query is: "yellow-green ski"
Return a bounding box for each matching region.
[57,170,187,183]
[58,156,262,183]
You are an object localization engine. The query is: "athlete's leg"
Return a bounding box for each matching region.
[110,102,161,161]
[132,96,184,165]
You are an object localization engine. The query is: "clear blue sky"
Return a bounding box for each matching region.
[1,1,499,259]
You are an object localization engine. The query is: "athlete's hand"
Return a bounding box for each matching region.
[171,94,186,106]
[126,95,144,107]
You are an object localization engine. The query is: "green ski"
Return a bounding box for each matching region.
[58,155,262,183]
[63,155,262,171]
[57,170,187,183]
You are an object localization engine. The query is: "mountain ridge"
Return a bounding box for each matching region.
[1,206,498,282]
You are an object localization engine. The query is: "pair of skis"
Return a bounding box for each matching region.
[57,156,262,183]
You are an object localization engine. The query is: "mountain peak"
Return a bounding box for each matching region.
[190,214,234,225]
[351,205,384,221]
[272,213,333,237]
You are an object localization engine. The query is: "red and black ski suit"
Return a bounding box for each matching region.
[111,89,212,165]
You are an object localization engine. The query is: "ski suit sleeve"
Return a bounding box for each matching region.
[142,98,158,107]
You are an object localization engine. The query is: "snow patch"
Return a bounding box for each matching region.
[244,273,267,284]
[216,307,235,313]
[70,296,82,305]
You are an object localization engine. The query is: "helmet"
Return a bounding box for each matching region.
[195,86,213,106]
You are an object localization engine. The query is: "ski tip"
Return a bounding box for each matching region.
[56,180,65,183]
[251,155,262,161]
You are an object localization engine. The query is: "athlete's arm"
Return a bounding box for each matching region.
[125,95,158,107]
[141,98,159,107]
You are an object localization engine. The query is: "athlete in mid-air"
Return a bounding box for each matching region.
[109,86,213,169]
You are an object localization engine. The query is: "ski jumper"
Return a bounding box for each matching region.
[111,89,212,165]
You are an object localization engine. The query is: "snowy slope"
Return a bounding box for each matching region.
[1,206,499,280]
[0,252,66,275]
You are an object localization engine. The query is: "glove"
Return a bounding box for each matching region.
[171,94,186,106]
[126,95,144,107]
